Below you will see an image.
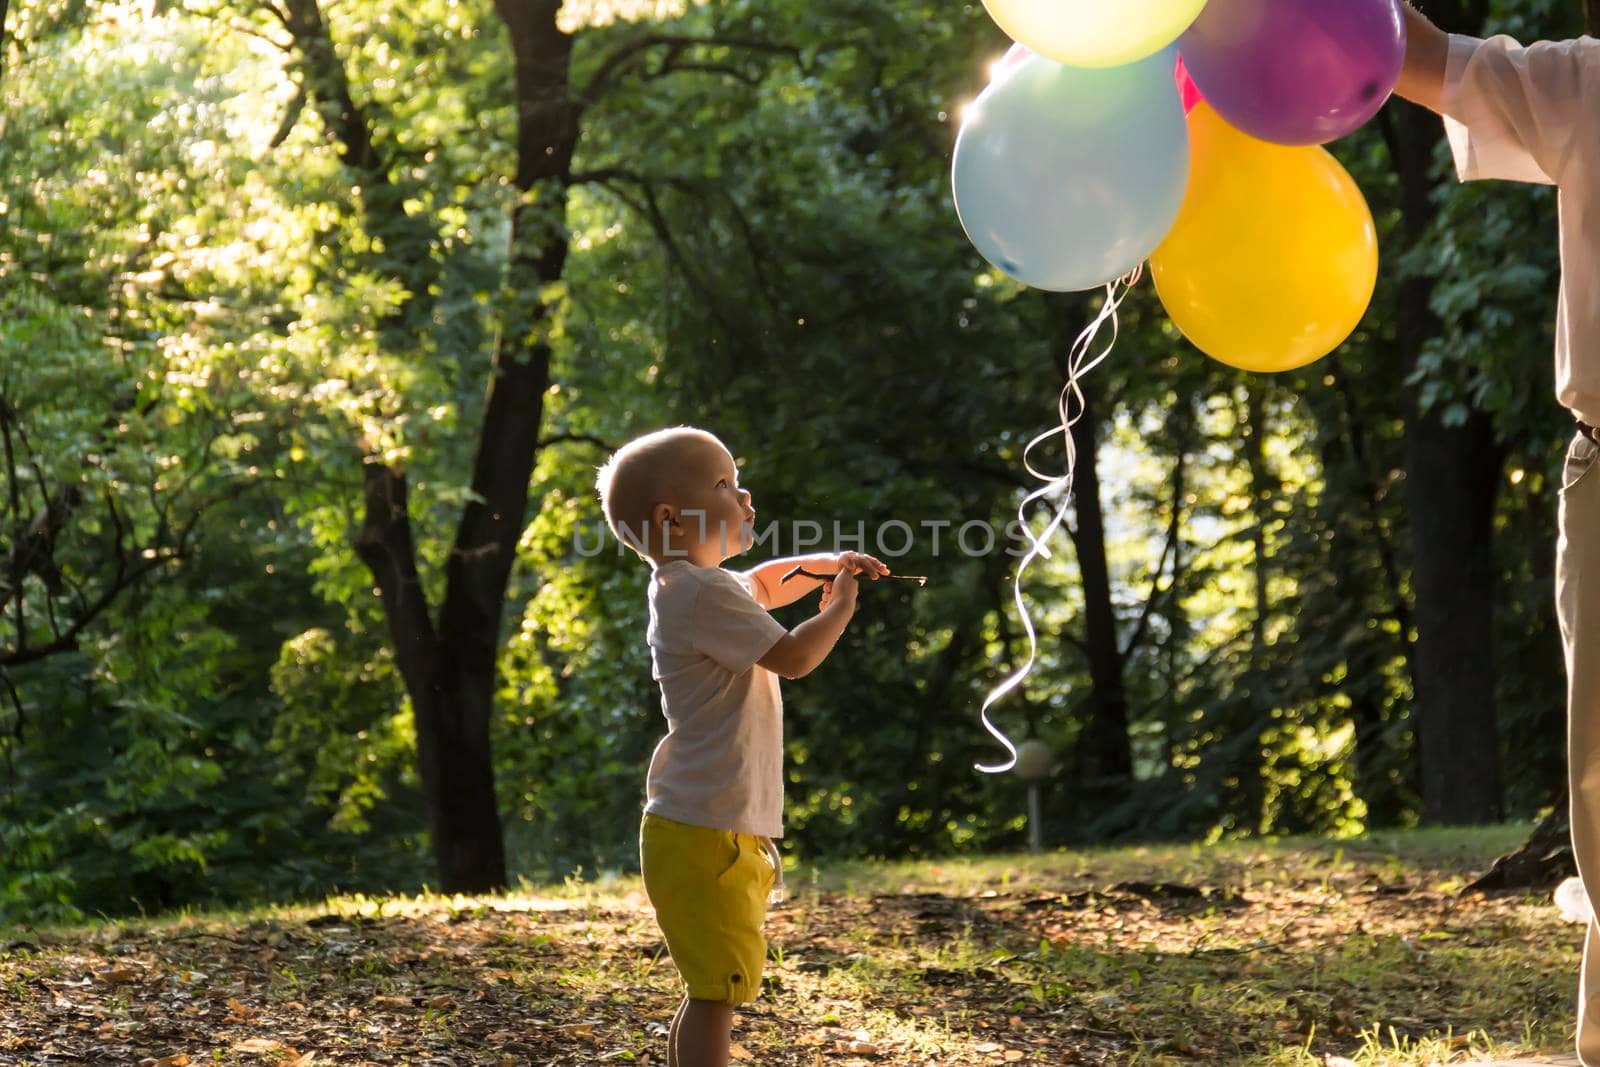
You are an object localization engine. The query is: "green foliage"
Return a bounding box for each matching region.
[1,0,1578,922]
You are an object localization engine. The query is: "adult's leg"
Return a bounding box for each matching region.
[673,998,734,1067]
[1558,432,1600,1064]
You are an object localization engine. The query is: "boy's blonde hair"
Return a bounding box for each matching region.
[595,426,722,560]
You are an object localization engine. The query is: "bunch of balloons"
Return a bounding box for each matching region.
[952,0,1405,372]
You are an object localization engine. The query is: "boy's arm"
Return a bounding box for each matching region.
[744,553,838,609]
[1394,3,1455,115]
[743,551,889,610]
[756,573,858,679]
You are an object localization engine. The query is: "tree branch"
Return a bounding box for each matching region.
[186,2,295,52]
[0,0,10,86]
[1122,449,1187,659]
[354,459,439,697]
[579,32,807,106]
[0,517,174,671]
[584,172,753,350]
[537,432,614,453]
[0,666,21,742]
[277,0,439,333]
[269,83,308,149]
[572,167,784,318]
[280,0,379,172]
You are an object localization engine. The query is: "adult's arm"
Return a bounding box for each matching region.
[1393,3,1455,114]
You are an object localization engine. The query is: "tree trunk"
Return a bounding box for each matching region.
[300,0,578,892]
[413,660,510,890]
[401,0,577,892]
[1045,296,1133,797]
[1467,796,1574,892]
[1066,380,1134,791]
[1244,384,1272,658]
[1380,0,1502,825]
[1406,403,1506,823]
[1239,382,1277,830]
[1391,111,1505,822]
[357,464,511,892]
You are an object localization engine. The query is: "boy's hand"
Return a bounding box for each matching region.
[817,552,885,611]
[836,551,890,580]
[818,565,859,612]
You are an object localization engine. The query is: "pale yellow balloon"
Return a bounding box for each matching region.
[981,0,1208,68]
[1150,104,1378,373]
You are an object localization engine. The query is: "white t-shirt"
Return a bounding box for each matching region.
[644,561,789,837]
[1442,33,1600,425]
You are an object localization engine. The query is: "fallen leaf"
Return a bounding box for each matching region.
[227,996,257,1019]
[729,1043,753,1061]
[234,1038,285,1055]
[95,968,141,985]
[372,995,410,1008]
[287,1052,317,1067]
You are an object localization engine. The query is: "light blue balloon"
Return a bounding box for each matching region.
[952,49,1190,292]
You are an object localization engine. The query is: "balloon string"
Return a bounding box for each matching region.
[975,267,1141,774]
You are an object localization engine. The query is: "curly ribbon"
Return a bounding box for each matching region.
[976,267,1141,774]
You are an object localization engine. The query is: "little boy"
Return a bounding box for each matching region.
[594,426,888,1067]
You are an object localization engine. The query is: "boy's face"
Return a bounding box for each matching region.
[668,439,756,564]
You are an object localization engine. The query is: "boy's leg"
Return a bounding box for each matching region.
[1557,431,1600,1066]
[640,818,771,1067]
[667,995,689,1067]
[673,998,734,1067]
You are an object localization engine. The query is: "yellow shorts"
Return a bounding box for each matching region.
[639,813,776,1005]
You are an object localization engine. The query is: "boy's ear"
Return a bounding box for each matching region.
[651,502,677,529]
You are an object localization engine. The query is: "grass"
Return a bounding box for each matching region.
[0,824,1580,1066]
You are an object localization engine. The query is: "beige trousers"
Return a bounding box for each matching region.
[1560,431,1600,1065]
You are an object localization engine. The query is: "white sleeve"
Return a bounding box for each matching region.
[690,569,788,674]
[1442,33,1598,186]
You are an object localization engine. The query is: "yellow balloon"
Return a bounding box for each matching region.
[1150,104,1378,373]
[982,0,1208,68]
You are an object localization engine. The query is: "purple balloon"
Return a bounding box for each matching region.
[1179,0,1406,146]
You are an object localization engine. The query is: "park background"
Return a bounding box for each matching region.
[2,0,1598,1062]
